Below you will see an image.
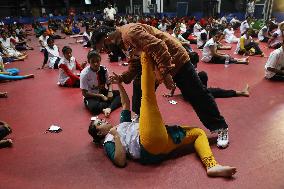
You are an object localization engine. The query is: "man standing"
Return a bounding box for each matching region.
[246,0,256,18]
[104,3,116,21]
[94,23,231,148]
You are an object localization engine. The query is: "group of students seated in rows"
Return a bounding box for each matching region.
[1,12,283,178]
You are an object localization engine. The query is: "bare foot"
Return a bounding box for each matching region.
[103,108,111,118]
[207,165,237,178]
[25,74,34,79]
[240,84,250,97]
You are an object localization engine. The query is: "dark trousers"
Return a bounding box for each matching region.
[244,42,263,55]
[173,62,228,131]
[210,56,237,64]
[198,71,237,98]
[84,90,122,115]
[0,126,9,140]
[269,74,284,81]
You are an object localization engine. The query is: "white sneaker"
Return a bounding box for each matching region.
[131,114,139,123]
[216,128,229,149]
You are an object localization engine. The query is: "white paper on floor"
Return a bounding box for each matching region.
[46,125,62,133]
[169,100,177,105]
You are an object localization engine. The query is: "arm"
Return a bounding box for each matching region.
[111,72,130,110]
[59,64,79,80]
[118,56,140,84]
[81,89,108,100]
[75,60,84,71]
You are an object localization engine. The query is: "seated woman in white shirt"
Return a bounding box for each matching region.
[80,50,121,117]
[235,29,264,56]
[171,27,192,51]
[41,38,61,69]
[201,29,248,64]
[240,18,250,36]
[58,46,86,87]
[265,41,284,81]
[258,23,270,43]
[197,25,211,49]
[87,54,237,178]
[193,21,202,36]
[223,24,239,43]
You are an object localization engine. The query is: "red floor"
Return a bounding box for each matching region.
[0,30,284,189]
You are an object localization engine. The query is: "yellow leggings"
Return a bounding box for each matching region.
[139,52,217,168]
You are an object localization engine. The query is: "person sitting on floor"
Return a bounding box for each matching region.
[0,56,34,81]
[240,17,250,36]
[0,32,27,60]
[197,25,211,49]
[38,31,49,51]
[0,121,12,148]
[223,24,239,44]
[41,38,61,69]
[230,16,241,30]
[258,22,270,43]
[201,29,249,64]
[10,31,33,51]
[193,21,202,36]
[33,22,46,37]
[268,23,284,49]
[264,41,284,81]
[235,29,264,56]
[82,25,93,48]
[46,25,65,39]
[164,71,250,98]
[58,46,86,87]
[88,53,237,178]
[80,50,121,117]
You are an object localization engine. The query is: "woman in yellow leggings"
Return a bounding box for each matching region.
[88,52,236,177]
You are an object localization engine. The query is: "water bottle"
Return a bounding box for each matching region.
[224,55,229,68]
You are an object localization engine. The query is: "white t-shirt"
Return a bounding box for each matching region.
[223,28,239,43]
[193,23,202,36]
[10,36,19,43]
[104,7,116,20]
[58,56,77,85]
[158,23,168,32]
[0,38,11,49]
[265,47,284,78]
[270,28,283,47]
[258,26,268,41]
[80,65,110,94]
[104,122,140,159]
[39,35,49,48]
[83,31,92,41]
[247,1,255,13]
[201,38,217,62]
[171,33,190,44]
[230,18,240,25]
[197,29,209,48]
[180,23,187,33]
[45,45,60,68]
[240,20,249,34]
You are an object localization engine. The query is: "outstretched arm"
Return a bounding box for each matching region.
[111,72,130,110]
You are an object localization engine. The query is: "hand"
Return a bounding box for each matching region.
[109,72,122,84]
[163,74,176,91]
[109,127,119,137]
[107,91,113,99]
[101,94,108,101]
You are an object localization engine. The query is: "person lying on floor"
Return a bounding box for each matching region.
[41,38,61,69]
[235,29,264,57]
[164,71,249,98]
[201,29,249,64]
[88,53,237,178]
[0,56,34,81]
[0,120,12,148]
[58,46,86,87]
[264,41,284,81]
[80,50,121,117]
[0,32,27,60]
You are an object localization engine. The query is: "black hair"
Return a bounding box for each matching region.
[88,121,104,145]
[62,46,72,54]
[209,28,222,38]
[47,37,54,44]
[87,50,101,62]
[91,25,115,45]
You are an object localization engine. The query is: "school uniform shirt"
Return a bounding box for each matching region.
[197,29,209,48]
[0,38,21,57]
[193,23,202,36]
[258,26,268,41]
[240,20,250,35]
[223,28,238,43]
[201,38,217,62]
[0,38,12,49]
[58,56,78,85]
[270,28,283,47]
[265,47,284,78]
[157,23,168,32]
[80,65,110,94]
[104,121,141,160]
[104,7,116,20]
[45,45,60,68]
[83,31,93,41]
[38,35,49,48]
